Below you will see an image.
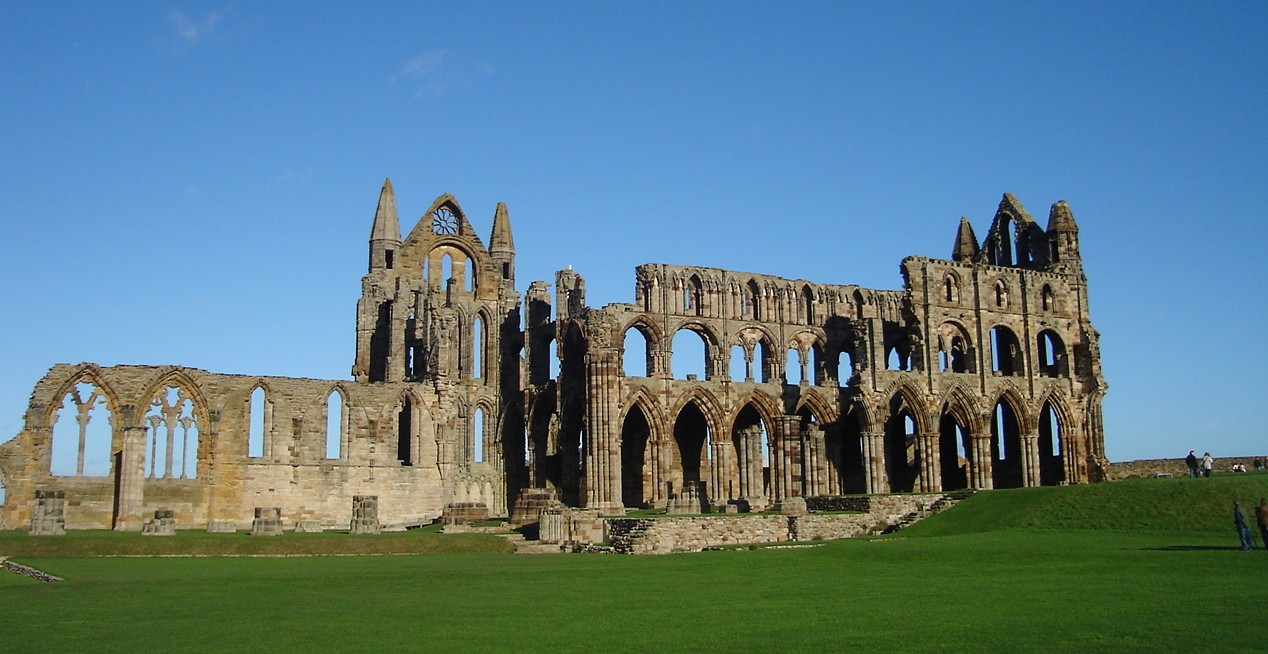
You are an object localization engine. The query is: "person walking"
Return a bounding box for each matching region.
[1185,451,1199,478]
[1235,501,1253,551]
[1202,452,1214,477]
[1257,498,1268,550]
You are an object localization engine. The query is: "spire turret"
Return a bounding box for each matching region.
[952,216,980,262]
[489,202,516,286]
[1045,199,1081,265]
[369,178,401,271]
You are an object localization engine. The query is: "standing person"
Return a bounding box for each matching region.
[1202,452,1214,477]
[1257,499,1268,550]
[1235,502,1253,551]
[1185,451,1199,478]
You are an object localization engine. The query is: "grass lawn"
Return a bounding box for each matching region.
[2,474,1265,652]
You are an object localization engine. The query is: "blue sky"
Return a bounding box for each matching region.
[1,2,1265,465]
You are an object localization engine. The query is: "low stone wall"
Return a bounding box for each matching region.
[608,495,939,554]
[1109,456,1267,479]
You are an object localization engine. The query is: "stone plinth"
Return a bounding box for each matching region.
[29,490,65,536]
[251,507,284,536]
[442,502,490,525]
[539,508,607,545]
[350,495,380,534]
[777,497,808,516]
[510,488,563,528]
[141,509,176,536]
[666,482,709,515]
[294,520,323,533]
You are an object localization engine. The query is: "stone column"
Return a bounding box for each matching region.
[972,434,993,490]
[1021,431,1040,487]
[802,425,827,497]
[113,425,147,531]
[862,431,887,494]
[709,434,731,502]
[583,345,624,514]
[917,431,941,493]
[771,416,802,499]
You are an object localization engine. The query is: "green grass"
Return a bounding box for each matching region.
[0,527,513,557]
[2,475,1266,652]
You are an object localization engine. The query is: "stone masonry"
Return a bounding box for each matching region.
[0,184,1107,531]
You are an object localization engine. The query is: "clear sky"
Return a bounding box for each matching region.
[2,2,1265,465]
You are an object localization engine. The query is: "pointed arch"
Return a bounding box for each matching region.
[989,386,1028,489]
[324,385,348,461]
[50,373,117,477]
[1036,390,1072,487]
[140,371,209,480]
[247,382,272,459]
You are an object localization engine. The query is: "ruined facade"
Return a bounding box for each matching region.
[0,182,1107,530]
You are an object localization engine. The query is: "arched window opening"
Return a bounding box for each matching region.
[248,386,267,458]
[837,350,854,385]
[621,405,653,507]
[397,395,414,466]
[1038,401,1065,487]
[623,328,651,377]
[1041,285,1055,312]
[998,217,1015,266]
[994,281,1009,308]
[786,348,804,384]
[689,275,704,317]
[51,381,113,477]
[473,407,486,463]
[671,329,707,381]
[145,385,200,479]
[548,337,561,381]
[950,335,969,373]
[730,344,749,382]
[442,254,454,289]
[853,290,866,320]
[1037,330,1066,377]
[944,275,959,303]
[747,280,761,320]
[991,400,1023,489]
[739,287,750,318]
[883,396,920,493]
[673,401,711,492]
[325,389,344,460]
[756,339,774,383]
[802,286,815,325]
[464,257,474,293]
[991,326,1022,376]
[472,316,485,380]
[938,411,970,491]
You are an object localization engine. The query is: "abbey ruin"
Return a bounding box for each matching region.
[0,182,1108,532]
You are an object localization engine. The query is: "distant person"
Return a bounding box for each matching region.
[1233,463,1245,473]
[1185,451,1199,478]
[1235,501,1253,551]
[1202,452,1214,477]
[1254,457,1264,471]
[1258,499,1268,550]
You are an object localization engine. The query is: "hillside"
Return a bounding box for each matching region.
[906,473,1268,537]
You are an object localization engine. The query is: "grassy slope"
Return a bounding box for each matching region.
[904,472,1268,537]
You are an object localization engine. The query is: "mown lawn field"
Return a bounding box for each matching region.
[2,474,1265,653]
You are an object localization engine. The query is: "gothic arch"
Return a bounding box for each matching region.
[727,390,781,430]
[619,388,668,441]
[940,385,983,435]
[667,387,726,438]
[879,381,931,435]
[622,315,665,347]
[796,389,837,426]
[45,364,123,426]
[137,369,210,429]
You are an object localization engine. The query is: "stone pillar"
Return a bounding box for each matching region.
[29,490,66,536]
[1021,431,1040,487]
[113,425,147,531]
[251,507,284,536]
[583,343,623,515]
[803,425,828,497]
[772,416,802,499]
[972,434,993,490]
[862,431,887,494]
[917,431,941,493]
[709,433,730,502]
[350,495,381,534]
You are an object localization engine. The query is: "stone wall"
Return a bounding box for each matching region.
[1109,456,1268,479]
[608,494,939,554]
